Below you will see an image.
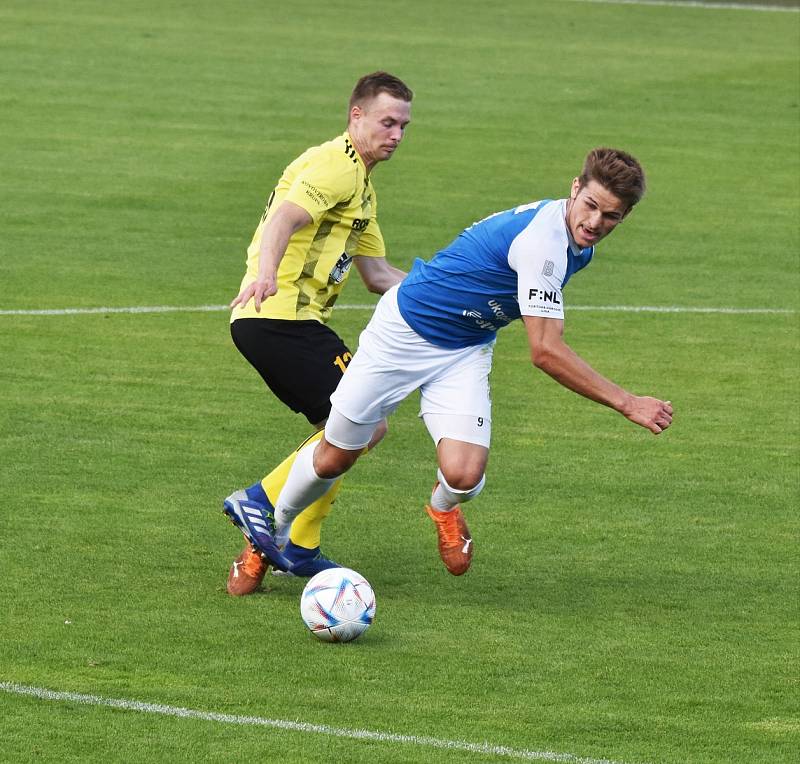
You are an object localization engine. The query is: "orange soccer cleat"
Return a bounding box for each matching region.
[425,504,473,576]
[226,542,268,596]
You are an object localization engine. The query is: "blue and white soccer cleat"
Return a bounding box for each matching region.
[273,540,342,578]
[222,484,291,572]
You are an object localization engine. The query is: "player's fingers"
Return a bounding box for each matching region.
[231,284,258,307]
[655,409,673,430]
[230,284,254,308]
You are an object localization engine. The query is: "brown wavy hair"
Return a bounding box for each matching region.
[579,148,646,210]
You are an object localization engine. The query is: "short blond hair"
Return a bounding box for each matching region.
[349,71,413,110]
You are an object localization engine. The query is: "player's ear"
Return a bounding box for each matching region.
[569,177,581,200]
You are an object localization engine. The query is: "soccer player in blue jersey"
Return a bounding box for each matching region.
[233,147,674,576]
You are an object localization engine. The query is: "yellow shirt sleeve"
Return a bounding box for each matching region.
[282,149,357,224]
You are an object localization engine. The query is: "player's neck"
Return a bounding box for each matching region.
[347,131,376,174]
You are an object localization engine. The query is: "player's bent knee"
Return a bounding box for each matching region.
[313,439,361,479]
[439,461,486,492]
[435,437,489,490]
[437,469,486,503]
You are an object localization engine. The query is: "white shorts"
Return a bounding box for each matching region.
[327,286,493,449]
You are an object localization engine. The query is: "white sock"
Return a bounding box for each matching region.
[274,522,290,549]
[275,442,336,529]
[430,482,459,512]
[430,469,486,512]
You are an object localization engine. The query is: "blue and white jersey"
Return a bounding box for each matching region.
[396,199,594,349]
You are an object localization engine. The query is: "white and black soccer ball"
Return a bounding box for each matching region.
[300,567,376,643]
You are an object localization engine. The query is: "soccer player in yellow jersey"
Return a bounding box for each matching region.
[223,72,412,595]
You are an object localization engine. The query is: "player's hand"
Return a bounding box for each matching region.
[623,396,673,435]
[229,277,277,312]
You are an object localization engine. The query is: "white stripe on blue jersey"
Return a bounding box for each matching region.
[397,199,593,349]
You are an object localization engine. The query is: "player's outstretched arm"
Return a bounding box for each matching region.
[229,201,312,311]
[522,315,673,435]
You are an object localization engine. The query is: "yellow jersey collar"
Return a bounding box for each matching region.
[343,131,369,176]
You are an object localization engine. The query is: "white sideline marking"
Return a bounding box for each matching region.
[0,304,794,317]
[573,0,799,11]
[0,682,642,764]
[0,305,231,316]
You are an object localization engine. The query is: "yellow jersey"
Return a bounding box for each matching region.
[232,132,385,323]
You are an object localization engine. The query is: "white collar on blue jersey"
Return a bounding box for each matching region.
[560,199,588,257]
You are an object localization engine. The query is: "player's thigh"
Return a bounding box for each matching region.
[419,342,494,449]
[329,295,436,424]
[329,340,420,425]
[231,318,351,423]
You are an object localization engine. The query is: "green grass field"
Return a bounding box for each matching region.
[1,1,798,762]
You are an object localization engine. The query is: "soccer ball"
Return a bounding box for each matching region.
[300,567,376,643]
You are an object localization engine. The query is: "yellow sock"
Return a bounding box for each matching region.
[260,432,370,551]
[288,477,343,548]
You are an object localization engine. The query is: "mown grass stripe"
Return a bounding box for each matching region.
[0,304,794,317]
